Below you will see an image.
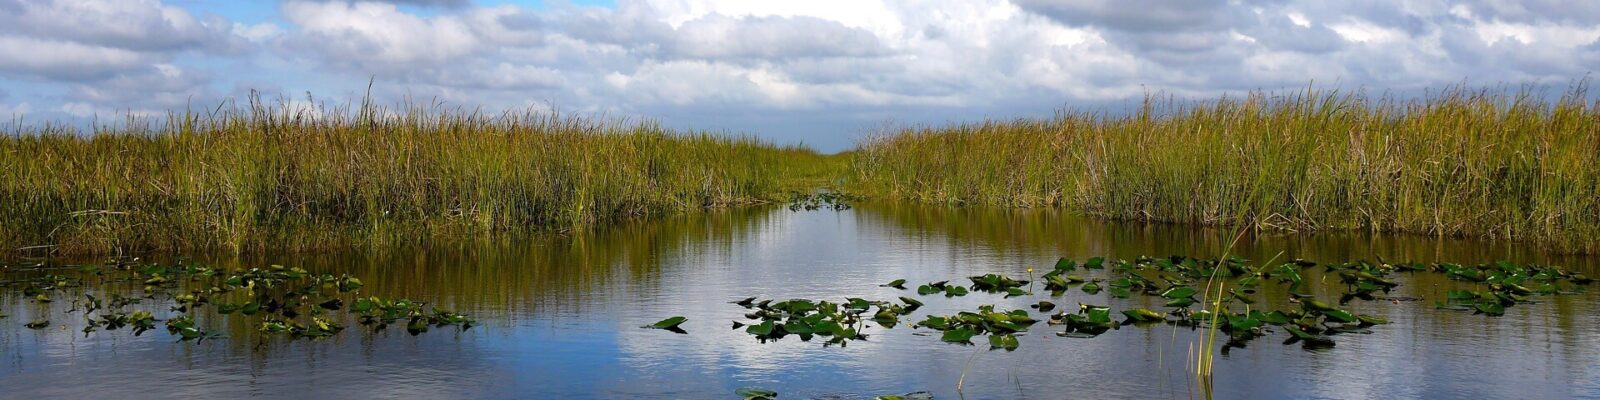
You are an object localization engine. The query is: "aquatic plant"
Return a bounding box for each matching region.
[681,256,1590,357]
[717,296,923,345]
[786,191,858,211]
[2,259,473,342]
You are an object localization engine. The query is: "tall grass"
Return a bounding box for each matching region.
[850,85,1600,253]
[0,96,831,255]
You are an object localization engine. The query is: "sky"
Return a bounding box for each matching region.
[1,0,1598,151]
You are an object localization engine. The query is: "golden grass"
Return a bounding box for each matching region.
[0,96,835,255]
[849,85,1600,253]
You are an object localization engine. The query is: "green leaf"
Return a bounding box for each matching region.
[1323,309,1357,323]
[351,298,375,313]
[1122,308,1166,322]
[1108,287,1132,298]
[736,387,779,400]
[1084,257,1105,269]
[882,279,907,289]
[1356,314,1390,326]
[1475,301,1505,316]
[746,320,775,336]
[782,320,815,334]
[988,334,1020,351]
[1301,299,1336,312]
[643,316,687,330]
[1082,281,1102,294]
[1054,257,1075,271]
[941,327,976,343]
[1161,286,1198,299]
[1253,310,1292,325]
[1085,306,1112,324]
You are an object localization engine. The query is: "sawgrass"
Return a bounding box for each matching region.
[0,97,832,255]
[850,85,1600,253]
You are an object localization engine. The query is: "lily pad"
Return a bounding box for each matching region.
[1161,286,1197,299]
[1122,308,1166,323]
[736,387,778,400]
[643,316,688,330]
[941,327,976,343]
[988,333,1020,351]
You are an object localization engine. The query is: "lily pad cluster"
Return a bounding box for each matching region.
[786,192,857,211]
[733,387,932,400]
[726,296,923,346]
[967,274,1029,297]
[2,259,474,342]
[914,304,1036,351]
[914,281,968,297]
[646,255,1591,354]
[1432,261,1592,316]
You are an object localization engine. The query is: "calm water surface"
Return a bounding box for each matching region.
[3,204,1599,399]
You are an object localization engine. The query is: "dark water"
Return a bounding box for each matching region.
[3,204,1599,399]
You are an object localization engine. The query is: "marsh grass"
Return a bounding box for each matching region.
[850,84,1600,253]
[1,96,835,255]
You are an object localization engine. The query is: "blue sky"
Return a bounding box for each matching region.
[2,0,1598,151]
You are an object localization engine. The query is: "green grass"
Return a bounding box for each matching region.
[0,97,836,255]
[849,85,1600,253]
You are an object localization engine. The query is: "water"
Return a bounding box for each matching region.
[3,204,1599,399]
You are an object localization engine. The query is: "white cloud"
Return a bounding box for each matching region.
[0,0,233,52]
[279,1,486,67]
[0,36,151,80]
[0,102,31,118]
[2,0,1597,150]
[232,22,285,43]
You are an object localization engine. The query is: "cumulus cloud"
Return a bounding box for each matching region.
[0,0,250,87]
[0,36,152,80]
[300,0,471,7]
[2,0,1597,150]
[0,0,240,52]
[68,64,215,110]
[278,1,496,68]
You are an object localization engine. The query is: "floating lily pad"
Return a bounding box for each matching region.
[941,327,976,343]
[989,333,1020,351]
[736,387,778,400]
[643,316,688,330]
[874,392,934,400]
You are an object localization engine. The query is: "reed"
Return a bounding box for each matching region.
[849,84,1600,253]
[0,96,832,255]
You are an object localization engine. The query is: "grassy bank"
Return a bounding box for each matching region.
[1,99,834,255]
[850,86,1600,253]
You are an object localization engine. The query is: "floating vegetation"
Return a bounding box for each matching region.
[667,256,1592,353]
[874,392,934,400]
[915,281,968,297]
[735,387,779,400]
[723,296,923,346]
[786,191,858,211]
[914,305,1036,350]
[1050,304,1118,338]
[2,259,473,342]
[642,316,688,333]
[967,274,1029,297]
